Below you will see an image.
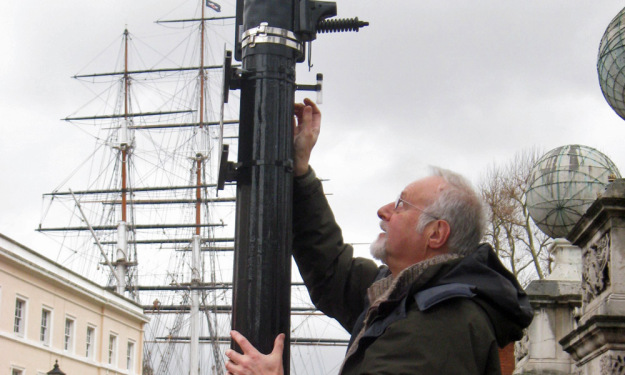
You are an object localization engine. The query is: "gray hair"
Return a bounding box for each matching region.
[416,166,486,256]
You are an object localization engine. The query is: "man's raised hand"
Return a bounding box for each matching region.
[293,98,321,176]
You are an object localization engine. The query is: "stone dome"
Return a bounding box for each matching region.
[526,145,620,238]
[598,6,625,120]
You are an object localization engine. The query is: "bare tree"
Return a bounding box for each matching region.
[479,148,552,284]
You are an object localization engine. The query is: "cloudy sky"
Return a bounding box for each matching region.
[2,0,625,261]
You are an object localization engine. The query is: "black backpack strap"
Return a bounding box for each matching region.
[414,283,476,311]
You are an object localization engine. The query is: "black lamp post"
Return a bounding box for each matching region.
[47,360,66,375]
[224,2,367,374]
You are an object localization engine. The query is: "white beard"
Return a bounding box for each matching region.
[370,236,387,262]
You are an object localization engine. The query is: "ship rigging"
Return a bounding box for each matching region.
[38,1,350,374]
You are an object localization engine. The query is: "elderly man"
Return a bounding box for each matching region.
[225,99,533,375]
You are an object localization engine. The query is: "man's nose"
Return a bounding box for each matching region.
[377,202,394,221]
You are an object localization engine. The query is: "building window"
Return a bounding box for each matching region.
[64,317,75,352]
[40,308,52,345]
[127,341,135,372]
[14,298,26,337]
[86,326,96,359]
[108,334,118,365]
[11,367,24,375]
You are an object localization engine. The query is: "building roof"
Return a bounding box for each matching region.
[0,233,149,323]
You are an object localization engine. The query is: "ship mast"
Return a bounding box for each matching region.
[116,28,132,296]
[37,6,241,371]
[190,3,207,374]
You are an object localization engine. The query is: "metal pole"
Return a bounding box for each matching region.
[232,1,298,373]
[190,235,201,375]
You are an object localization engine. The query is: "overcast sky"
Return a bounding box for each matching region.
[2,0,625,262]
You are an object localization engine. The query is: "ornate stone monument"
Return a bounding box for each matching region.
[516,5,625,373]
[559,179,625,375]
[515,144,620,374]
[553,6,625,372]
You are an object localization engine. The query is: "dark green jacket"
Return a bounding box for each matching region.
[292,169,533,375]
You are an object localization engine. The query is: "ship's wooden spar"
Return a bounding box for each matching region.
[37,223,224,232]
[133,281,306,291]
[130,119,239,129]
[73,64,238,79]
[63,110,194,121]
[97,237,235,244]
[156,15,236,24]
[44,184,232,196]
[149,336,349,346]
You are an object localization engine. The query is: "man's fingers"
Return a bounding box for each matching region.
[225,348,245,365]
[303,98,319,114]
[301,105,313,127]
[272,333,285,356]
[294,100,318,122]
[294,103,304,119]
[224,355,239,374]
[294,103,313,136]
[230,330,258,355]
[225,359,246,375]
[225,332,286,375]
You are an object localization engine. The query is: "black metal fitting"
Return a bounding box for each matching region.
[295,0,337,42]
[317,17,369,33]
[223,50,243,102]
[217,144,238,190]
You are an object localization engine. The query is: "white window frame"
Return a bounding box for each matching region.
[64,316,76,353]
[127,340,136,372]
[40,307,53,346]
[14,296,28,337]
[86,325,96,360]
[10,366,24,375]
[108,333,118,366]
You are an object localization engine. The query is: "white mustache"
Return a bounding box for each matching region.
[379,221,388,232]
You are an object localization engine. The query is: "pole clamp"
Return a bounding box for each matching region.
[241,23,304,54]
[217,144,294,191]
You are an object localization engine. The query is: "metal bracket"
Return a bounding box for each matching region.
[237,159,293,171]
[296,0,337,42]
[217,144,238,191]
[222,50,242,104]
[241,23,304,54]
[217,144,295,191]
[296,73,323,104]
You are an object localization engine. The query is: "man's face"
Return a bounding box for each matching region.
[370,176,445,275]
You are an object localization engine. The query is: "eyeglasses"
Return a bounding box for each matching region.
[394,195,439,220]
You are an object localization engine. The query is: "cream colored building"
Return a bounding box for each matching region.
[0,234,149,375]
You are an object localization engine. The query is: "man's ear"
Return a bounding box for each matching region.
[427,220,451,249]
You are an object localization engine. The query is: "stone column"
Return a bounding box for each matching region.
[514,238,582,374]
[559,179,625,375]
